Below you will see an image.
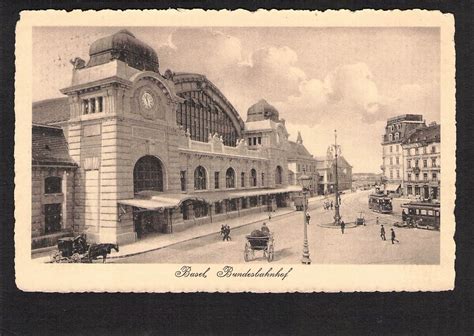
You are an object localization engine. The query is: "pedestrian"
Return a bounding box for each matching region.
[306,212,311,225]
[268,212,272,221]
[340,220,345,234]
[391,228,399,244]
[380,224,386,241]
[376,216,379,226]
[330,201,333,210]
[224,225,232,241]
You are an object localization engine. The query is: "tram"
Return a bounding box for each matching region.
[401,202,440,230]
[368,193,393,214]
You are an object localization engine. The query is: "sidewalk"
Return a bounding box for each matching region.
[34,194,328,263]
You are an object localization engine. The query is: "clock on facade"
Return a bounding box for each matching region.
[138,88,157,119]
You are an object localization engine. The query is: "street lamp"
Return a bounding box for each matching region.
[299,169,312,265]
[328,130,342,226]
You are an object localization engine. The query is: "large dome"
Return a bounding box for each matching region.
[247,99,280,122]
[87,29,159,73]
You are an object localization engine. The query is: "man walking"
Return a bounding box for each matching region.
[330,201,333,210]
[380,225,386,241]
[306,212,311,225]
[340,220,345,234]
[391,228,399,244]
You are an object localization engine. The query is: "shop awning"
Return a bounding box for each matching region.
[385,184,400,192]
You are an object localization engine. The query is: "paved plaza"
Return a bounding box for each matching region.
[111,190,440,265]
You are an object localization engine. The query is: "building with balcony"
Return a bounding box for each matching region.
[401,123,440,201]
[381,114,426,195]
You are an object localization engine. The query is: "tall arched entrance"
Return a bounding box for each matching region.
[132,155,166,238]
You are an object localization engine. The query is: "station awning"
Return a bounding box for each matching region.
[385,183,400,192]
[118,186,302,209]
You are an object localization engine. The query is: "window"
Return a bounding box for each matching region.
[415,147,419,154]
[408,173,412,181]
[257,137,261,145]
[407,185,413,195]
[431,146,436,153]
[432,173,437,181]
[193,201,208,218]
[415,186,420,195]
[214,202,223,214]
[390,157,393,165]
[297,164,300,173]
[423,147,427,154]
[180,171,186,191]
[396,170,400,179]
[396,157,399,165]
[250,169,257,187]
[45,176,62,194]
[415,159,419,167]
[44,203,62,234]
[415,173,419,181]
[407,160,411,168]
[248,138,251,145]
[194,166,207,190]
[214,172,220,189]
[82,97,104,115]
[275,166,283,184]
[396,145,399,152]
[133,156,163,193]
[390,170,393,179]
[227,199,237,212]
[261,173,265,186]
[423,160,427,168]
[390,145,393,152]
[423,173,428,181]
[241,172,245,187]
[431,158,437,167]
[394,133,399,141]
[226,168,235,188]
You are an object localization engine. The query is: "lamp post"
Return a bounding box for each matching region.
[328,130,342,226]
[299,169,312,265]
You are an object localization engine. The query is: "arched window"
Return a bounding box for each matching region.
[275,166,283,185]
[241,172,245,187]
[133,156,164,193]
[45,176,62,194]
[250,169,257,187]
[226,168,235,188]
[194,166,207,190]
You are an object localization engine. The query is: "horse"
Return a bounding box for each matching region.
[84,243,119,263]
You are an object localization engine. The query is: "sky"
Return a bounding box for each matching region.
[32,27,440,173]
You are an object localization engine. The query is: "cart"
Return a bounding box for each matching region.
[355,212,366,226]
[244,233,274,262]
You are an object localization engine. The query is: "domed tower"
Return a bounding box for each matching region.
[87,29,160,73]
[246,99,280,122]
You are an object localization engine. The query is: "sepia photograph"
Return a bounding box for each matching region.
[14,10,456,292]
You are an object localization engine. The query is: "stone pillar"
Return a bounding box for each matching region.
[62,169,68,231]
[88,99,93,114]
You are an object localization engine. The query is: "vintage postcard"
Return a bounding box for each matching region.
[15,9,455,292]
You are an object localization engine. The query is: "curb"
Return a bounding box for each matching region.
[107,209,297,260]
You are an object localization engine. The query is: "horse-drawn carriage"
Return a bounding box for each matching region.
[50,234,119,263]
[244,231,274,262]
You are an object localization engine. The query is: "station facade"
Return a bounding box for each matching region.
[31,30,352,248]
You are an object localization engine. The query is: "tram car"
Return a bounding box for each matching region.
[368,193,393,214]
[401,202,440,230]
